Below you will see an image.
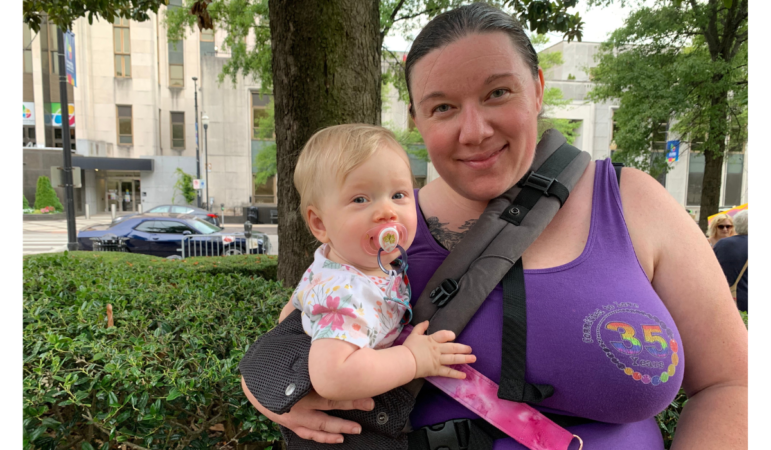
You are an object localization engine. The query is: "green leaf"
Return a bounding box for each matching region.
[167,388,183,401]
[81,442,96,450]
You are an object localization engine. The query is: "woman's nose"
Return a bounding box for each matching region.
[458,105,494,145]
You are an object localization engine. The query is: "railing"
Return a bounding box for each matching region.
[179,232,265,258]
[90,235,130,252]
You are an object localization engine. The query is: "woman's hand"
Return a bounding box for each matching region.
[241,376,374,444]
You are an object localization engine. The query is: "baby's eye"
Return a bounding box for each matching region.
[392,192,406,200]
[352,197,367,204]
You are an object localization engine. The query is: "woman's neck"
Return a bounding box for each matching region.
[418,178,488,251]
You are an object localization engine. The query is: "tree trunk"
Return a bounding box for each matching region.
[697,86,729,232]
[269,0,381,287]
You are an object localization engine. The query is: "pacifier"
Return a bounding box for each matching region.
[360,223,408,256]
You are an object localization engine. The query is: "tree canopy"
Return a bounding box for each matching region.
[588,0,747,230]
[23,0,170,32]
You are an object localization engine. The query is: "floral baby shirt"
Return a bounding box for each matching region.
[291,244,410,349]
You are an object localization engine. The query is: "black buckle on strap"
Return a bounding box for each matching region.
[429,279,459,308]
[518,171,556,196]
[424,419,468,450]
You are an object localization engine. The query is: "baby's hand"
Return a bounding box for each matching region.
[403,321,476,380]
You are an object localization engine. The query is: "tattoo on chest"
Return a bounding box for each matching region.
[425,217,478,251]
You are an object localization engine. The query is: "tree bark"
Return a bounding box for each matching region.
[697,87,728,232]
[269,0,381,287]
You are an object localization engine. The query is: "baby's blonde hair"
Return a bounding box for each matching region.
[294,124,411,224]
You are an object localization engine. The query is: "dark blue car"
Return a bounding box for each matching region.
[77,213,270,258]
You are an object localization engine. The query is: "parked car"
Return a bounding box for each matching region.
[111,205,221,227]
[78,213,270,257]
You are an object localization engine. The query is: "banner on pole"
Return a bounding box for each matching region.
[64,31,77,87]
[666,140,680,163]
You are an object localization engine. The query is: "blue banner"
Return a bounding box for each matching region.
[666,140,680,163]
[65,31,77,87]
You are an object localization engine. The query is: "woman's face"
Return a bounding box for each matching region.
[409,32,545,202]
[715,219,734,239]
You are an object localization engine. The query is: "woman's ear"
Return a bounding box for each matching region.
[534,67,545,113]
[307,206,330,243]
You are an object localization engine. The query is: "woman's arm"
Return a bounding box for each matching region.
[310,321,475,401]
[620,168,748,449]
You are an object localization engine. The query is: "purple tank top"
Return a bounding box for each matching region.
[407,159,683,449]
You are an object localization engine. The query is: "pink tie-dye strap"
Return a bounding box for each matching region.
[396,325,581,450]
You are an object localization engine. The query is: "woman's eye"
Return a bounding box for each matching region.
[392,192,406,200]
[433,104,451,114]
[352,197,367,204]
[490,88,508,99]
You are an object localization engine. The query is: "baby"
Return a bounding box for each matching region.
[279,124,475,401]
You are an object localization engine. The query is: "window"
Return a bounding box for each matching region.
[251,92,272,139]
[117,105,133,145]
[723,153,744,207]
[160,221,194,234]
[135,221,163,233]
[52,128,76,150]
[113,17,131,78]
[170,206,194,213]
[23,126,36,146]
[23,23,33,73]
[686,151,705,206]
[148,206,170,213]
[201,28,215,42]
[168,40,184,87]
[171,112,185,149]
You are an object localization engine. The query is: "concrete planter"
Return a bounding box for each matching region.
[23,212,67,221]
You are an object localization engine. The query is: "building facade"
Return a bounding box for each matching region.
[538,41,749,221]
[22,0,255,214]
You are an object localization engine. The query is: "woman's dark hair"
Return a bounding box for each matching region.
[405,3,539,115]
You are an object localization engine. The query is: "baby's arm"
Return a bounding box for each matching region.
[278,300,295,323]
[309,321,475,401]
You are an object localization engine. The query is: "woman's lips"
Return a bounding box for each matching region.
[459,145,507,170]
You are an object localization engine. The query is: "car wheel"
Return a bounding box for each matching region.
[222,247,243,256]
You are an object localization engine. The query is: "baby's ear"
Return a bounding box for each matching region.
[307,206,330,243]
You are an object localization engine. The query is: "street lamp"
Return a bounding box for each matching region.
[192,77,201,208]
[202,113,210,211]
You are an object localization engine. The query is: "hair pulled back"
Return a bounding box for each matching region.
[405,2,539,115]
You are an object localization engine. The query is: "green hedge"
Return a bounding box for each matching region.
[23,251,288,450]
[24,251,747,449]
[24,194,30,209]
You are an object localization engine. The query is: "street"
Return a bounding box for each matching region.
[22,213,278,256]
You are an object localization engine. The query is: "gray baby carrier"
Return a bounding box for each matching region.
[239,130,606,449]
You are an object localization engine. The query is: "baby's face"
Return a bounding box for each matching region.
[316,144,417,274]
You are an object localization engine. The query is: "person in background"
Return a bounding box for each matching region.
[706,213,735,247]
[714,210,748,312]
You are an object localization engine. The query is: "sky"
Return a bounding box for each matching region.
[383,0,641,52]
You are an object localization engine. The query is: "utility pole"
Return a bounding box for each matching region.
[57,27,77,250]
[192,76,201,208]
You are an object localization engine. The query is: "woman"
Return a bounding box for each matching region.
[707,213,735,247]
[242,4,747,448]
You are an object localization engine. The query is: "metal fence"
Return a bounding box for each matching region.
[180,233,265,258]
[90,235,130,252]
[90,232,266,258]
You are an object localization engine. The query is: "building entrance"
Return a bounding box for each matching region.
[105,178,141,212]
